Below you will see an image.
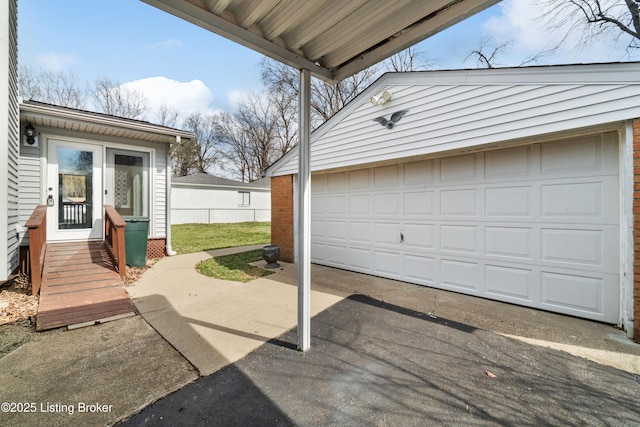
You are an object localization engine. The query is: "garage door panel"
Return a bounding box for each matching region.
[541,228,602,266]
[327,220,348,240]
[540,272,604,315]
[441,225,477,254]
[311,243,326,263]
[485,226,532,259]
[349,194,370,214]
[441,259,479,292]
[485,265,533,302]
[441,189,477,216]
[403,223,435,249]
[485,186,532,217]
[540,136,600,174]
[404,191,435,216]
[404,160,434,185]
[374,165,400,188]
[348,169,370,189]
[374,251,402,277]
[404,254,435,284]
[311,196,326,214]
[484,145,531,179]
[374,222,400,246]
[440,154,477,182]
[374,193,400,215]
[347,247,373,272]
[541,182,602,219]
[327,172,347,191]
[311,220,325,238]
[349,221,372,243]
[326,244,348,267]
[327,195,347,214]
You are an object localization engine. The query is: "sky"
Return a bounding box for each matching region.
[18,0,639,122]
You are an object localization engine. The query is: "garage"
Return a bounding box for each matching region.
[310,133,619,323]
[266,62,640,335]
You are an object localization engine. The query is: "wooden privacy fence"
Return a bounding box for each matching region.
[25,205,47,295]
[104,205,127,279]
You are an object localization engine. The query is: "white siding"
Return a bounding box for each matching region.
[154,145,167,237]
[1,0,19,279]
[171,185,271,224]
[271,64,640,177]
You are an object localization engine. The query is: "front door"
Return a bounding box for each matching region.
[46,138,103,241]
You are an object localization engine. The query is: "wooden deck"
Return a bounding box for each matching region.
[36,241,136,331]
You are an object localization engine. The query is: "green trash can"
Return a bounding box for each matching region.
[123,216,149,268]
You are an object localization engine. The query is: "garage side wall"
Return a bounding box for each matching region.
[271,175,294,262]
[634,118,640,342]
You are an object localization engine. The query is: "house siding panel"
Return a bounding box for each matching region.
[1,0,19,279]
[271,65,640,177]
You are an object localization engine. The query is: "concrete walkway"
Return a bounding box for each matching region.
[127,246,347,376]
[129,246,640,376]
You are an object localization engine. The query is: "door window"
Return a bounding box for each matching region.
[57,147,93,229]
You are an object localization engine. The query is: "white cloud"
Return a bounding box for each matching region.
[35,52,79,71]
[121,76,216,120]
[147,38,184,49]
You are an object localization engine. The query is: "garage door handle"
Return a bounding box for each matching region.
[400,232,404,243]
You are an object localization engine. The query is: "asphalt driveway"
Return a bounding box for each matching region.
[121,294,640,426]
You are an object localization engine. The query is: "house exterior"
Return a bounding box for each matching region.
[18,100,194,261]
[171,173,270,224]
[265,63,640,342]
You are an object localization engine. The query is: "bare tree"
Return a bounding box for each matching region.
[535,0,640,51]
[171,139,199,177]
[19,66,87,108]
[155,104,181,128]
[91,77,147,119]
[182,112,220,174]
[384,46,434,71]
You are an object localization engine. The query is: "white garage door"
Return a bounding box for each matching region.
[310,133,620,323]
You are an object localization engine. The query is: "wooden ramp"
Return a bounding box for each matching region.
[36,241,136,331]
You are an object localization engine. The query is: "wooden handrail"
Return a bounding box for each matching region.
[104,205,127,279]
[25,205,47,295]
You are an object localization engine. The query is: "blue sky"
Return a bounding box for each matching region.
[18,0,639,119]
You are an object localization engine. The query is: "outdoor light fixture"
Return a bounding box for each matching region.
[370,90,392,106]
[23,122,38,146]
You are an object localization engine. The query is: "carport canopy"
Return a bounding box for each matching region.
[141,0,501,350]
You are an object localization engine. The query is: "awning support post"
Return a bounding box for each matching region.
[297,68,311,351]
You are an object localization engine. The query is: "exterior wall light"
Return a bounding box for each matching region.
[24,122,39,146]
[370,90,392,106]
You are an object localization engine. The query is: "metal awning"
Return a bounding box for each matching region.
[141,0,500,82]
[141,0,501,351]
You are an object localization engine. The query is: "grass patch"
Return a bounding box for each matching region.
[196,249,274,282]
[172,222,271,254]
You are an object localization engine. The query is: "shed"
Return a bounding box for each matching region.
[171,173,271,224]
[265,63,640,339]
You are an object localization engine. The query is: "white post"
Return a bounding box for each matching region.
[297,68,311,351]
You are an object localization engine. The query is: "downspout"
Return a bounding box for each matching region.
[165,135,180,256]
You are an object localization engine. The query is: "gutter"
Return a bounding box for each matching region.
[165,136,180,256]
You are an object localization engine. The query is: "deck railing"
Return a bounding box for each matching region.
[104,205,127,279]
[25,205,47,295]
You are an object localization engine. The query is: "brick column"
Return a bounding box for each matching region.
[271,175,294,263]
[633,118,640,342]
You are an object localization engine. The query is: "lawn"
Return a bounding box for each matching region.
[171,222,271,255]
[196,249,274,282]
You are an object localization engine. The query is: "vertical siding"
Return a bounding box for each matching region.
[18,147,42,232]
[154,144,167,237]
[1,0,19,279]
